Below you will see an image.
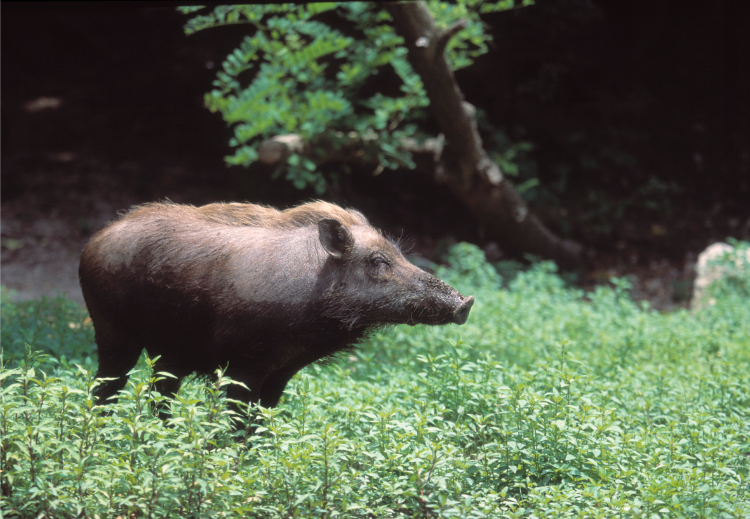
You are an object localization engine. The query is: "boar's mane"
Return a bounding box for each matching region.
[120,200,369,231]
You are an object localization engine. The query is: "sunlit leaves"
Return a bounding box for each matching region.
[2,243,749,516]
[179,1,524,193]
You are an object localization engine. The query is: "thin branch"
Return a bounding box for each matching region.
[256,132,446,169]
[185,20,253,36]
[386,1,584,268]
[435,19,468,59]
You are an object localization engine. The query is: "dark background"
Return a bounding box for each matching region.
[2,0,748,308]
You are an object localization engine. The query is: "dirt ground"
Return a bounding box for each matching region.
[1,152,232,306]
[1,159,138,306]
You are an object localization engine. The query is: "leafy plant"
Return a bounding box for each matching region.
[2,244,748,517]
[1,288,95,367]
[704,238,750,301]
[179,1,530,194]
[435,242,503,293]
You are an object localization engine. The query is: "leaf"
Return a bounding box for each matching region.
[516,178,540,194]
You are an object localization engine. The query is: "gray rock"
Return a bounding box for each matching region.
[691,242,750,311]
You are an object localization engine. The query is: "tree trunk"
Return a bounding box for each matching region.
[386,1,583,270]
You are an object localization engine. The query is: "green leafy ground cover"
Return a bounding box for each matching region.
[1,244,749,518]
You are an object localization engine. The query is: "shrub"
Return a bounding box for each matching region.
[1,246,748,517]
[1,288,95,367]
[706,239,750,301]
[178,2,527,195]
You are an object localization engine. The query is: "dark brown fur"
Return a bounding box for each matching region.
[79,201,473,412]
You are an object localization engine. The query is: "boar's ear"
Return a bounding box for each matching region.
[319,218,353,259]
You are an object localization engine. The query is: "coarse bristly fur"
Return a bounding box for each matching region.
[122,200,369,229]
[79,200,474,416]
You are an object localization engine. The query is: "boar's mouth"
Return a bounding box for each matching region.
[404,294,475,327]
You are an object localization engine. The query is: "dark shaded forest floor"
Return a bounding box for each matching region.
[2,5,748,311]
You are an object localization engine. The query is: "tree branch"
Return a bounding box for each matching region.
[435,20,468,59]
[386,1,583,269]
[256,132,445,170]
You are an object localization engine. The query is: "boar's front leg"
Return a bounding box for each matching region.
[222,366,258,421]
[258,368,298,408]
[93,327,142,407]
[222,367,296,416]
[149,358,189,420]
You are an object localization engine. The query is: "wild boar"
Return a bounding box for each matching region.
[79,201,474,412]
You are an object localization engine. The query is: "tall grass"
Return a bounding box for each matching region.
[1,243,748,518]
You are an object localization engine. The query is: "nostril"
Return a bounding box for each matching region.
[453,295,475,325]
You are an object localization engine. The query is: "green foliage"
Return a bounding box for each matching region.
[425,0,534,70]
[179,2,525,194]
[481,120,541,201]
[1,288,95,368]
[2,247,749,517]
[435,242,503,293]
[703,239,750,302]
[570,177,683,240]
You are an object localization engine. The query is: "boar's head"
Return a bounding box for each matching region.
[317,218,474,330]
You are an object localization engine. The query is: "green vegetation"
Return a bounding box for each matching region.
[2,244,749,518]
[178,1,529,194]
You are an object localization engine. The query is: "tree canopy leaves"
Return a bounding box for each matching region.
[179,1,527,193]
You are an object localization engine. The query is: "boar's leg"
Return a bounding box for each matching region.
[223,368,257,418]
[258,369,298,408]
[150,358,187,420]
[93,334,142,407]
[223,369,297,435]
[221,368,295,416]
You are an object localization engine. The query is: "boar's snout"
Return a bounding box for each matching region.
[408,272,475,326]
[452,296,474,325]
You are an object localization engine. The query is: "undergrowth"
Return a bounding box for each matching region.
[1,243,748,518]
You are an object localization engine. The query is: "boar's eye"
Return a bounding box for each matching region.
[369,255,389,267]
